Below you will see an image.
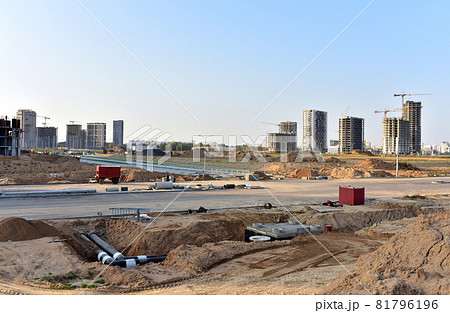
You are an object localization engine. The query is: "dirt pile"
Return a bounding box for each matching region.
[106,216,245,256]
[349,150,374,156]
[297,202,444,232]
[287,151,319,162]
[325,212,450,295]
[325,167,364,179]
[325,157,344,163]
[177,148,208,159]
[0,155,96,184]
[0,217,60,242]
[120,168,165,182]
[164,241,286,274]
[386,170,431,178]
[288,168,319,178]
[356,158,395,170]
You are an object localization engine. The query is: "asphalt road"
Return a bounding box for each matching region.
[0,177,449,220]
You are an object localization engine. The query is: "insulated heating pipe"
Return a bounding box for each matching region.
[88,232,125,260]
[95,250,166,267]
[83,233,167,267]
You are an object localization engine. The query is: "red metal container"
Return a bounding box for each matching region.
[96,166,121,184]
[339,186,365,205]
[324,224,332,232]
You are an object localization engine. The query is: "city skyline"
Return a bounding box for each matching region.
[0,1,449,146]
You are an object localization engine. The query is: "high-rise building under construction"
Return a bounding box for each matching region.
[302,110,327,154]
[402,101,422,154]
[339,116,364,154]
[37,127,58,149]
[113,120,124,148]
[87,122,106,150]
[16,109,37,150]
[66,124,86,149]
[382,117,410,155]
[267,121,297,152]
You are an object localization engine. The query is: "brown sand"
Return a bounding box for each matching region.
[0,217,59,242]
[325,212,450,295]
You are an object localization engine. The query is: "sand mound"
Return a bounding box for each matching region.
[105,216,245,256]
[325,212,450,295]
[325,157,344,163]
[120,168,165,182]
[288,168,319,178]
[350,150,374,156]
[326,167,364,179]
[357,158,395,170]
[178,148,208,159]
[0,155,96,184]
[0,217,60,242]
[164,241,286,274]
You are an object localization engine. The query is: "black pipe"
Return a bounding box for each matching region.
[96,250,140,267]
[88,233,125,260]
[124,255,167,263]
[87,234,167,267]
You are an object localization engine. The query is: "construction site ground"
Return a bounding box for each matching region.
[0,154,448,295]
[0,193,448,295]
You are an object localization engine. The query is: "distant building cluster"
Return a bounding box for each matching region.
[0,97,446,156]
[0,108,124,155]
[266,98,439,156]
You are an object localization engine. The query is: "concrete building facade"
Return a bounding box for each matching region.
[402,101,422,154]
[87,122,106,150]
[113,120,124,148]
[267,121,297,152]
[66,124,86,149]
[339,116,364,154]
[37,127,58,149]
[0,117,21,156]
[382,117,410,155]
[16,109,37,150]
[302,110,327,154]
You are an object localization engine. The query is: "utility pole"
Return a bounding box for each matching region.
[396,137,399,178]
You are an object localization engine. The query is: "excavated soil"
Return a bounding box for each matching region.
[325,212,450,295]
[0,199,447,294]
[264,157,433,179]
[105,210,289,256]
[291,201,445,233]
[0,155,96,184]
[0,217,60,242]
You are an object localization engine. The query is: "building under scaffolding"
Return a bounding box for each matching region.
[382,117,410,155]
[402,101,422,154]
[0,117,21,156]
[66,124,86,149]
[267,121,297,152]
[339,116,364,154]
[302,110,327,154]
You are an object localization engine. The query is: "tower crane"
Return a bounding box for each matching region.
[262,122,281,126]
[394,93,431,105]
[374,108,402,119]
[342,106,350,117]
[38,116,50,127]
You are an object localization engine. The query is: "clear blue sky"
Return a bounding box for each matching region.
[0,0,448,146]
